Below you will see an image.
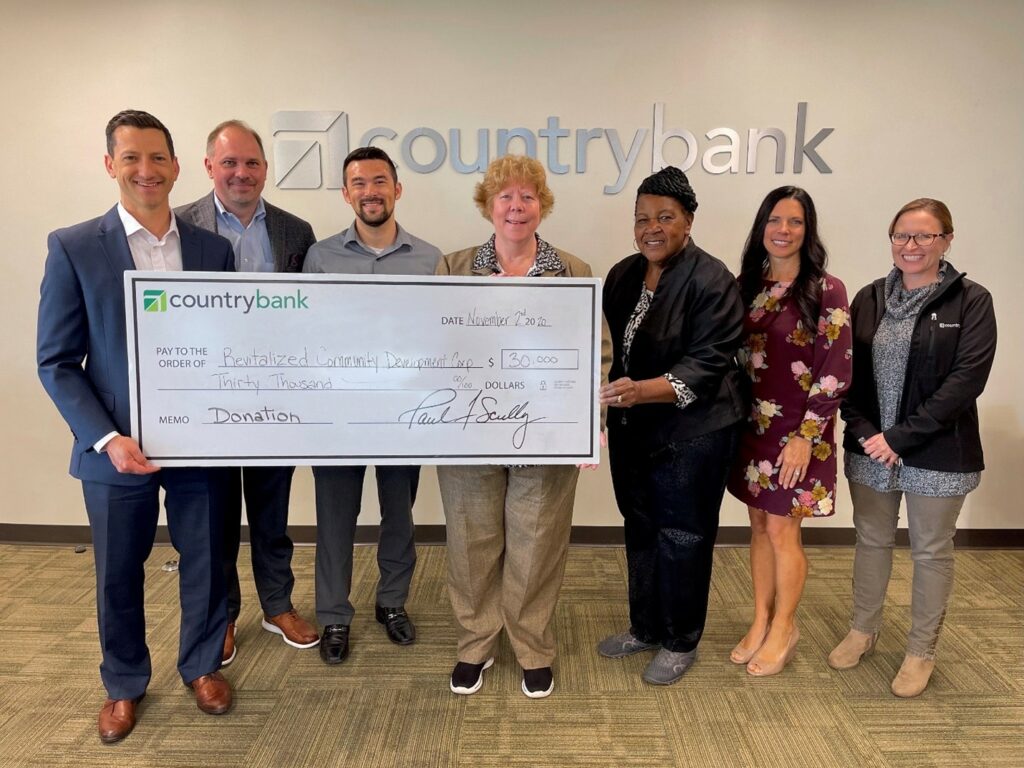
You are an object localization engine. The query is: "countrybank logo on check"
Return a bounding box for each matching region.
[143,289,167,312]
[140,286,310,314]
[272,111,347,189]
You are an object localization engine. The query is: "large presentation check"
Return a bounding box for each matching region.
[125,272,602,466]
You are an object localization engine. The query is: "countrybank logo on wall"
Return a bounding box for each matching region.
[270,103,834,195]
[140,287,310,314]
[271,111,347,189]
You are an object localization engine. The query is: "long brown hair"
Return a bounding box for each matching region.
[738,186,828,333]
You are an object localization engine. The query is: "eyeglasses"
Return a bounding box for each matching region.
[889,232,949,246]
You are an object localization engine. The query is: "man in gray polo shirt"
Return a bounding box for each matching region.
[303,146,441,665]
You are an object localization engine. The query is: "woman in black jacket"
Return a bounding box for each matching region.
[830,198,996,697]
[597,166,745,685]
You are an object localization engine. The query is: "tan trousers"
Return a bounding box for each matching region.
[438,464,579,669]
[849,481,965,659]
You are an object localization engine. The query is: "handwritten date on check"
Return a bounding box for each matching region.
[125,272,603,466]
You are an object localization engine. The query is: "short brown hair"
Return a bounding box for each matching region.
[473,155,554,221]
[889,198,954,235]
[205,119,265,159]
[106,110,174,157]
[343,146,398,184]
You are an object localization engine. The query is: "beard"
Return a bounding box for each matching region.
[356,198,393,227]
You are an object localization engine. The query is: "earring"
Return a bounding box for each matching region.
[633,239,640,251]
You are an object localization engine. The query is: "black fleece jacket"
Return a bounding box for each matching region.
[841,262,996,472]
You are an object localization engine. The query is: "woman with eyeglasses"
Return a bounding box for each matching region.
[830,198,997,697]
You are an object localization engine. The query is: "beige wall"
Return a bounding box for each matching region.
[4,0,1021,529]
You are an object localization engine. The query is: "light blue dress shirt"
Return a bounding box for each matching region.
[214,195,275,272]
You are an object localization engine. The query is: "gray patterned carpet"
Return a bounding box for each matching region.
[0,544,1020,767]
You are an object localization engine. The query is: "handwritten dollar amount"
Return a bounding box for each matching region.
[496,349,580,370]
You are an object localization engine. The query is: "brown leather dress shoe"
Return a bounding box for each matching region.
[98,695,142,744]
[261,609,320,649]
[189,671,232,715]
[222,621,237,667]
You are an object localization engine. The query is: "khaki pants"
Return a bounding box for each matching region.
[849,481,965,659]
[438,464,579,669]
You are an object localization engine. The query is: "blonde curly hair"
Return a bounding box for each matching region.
[474,155,554,221]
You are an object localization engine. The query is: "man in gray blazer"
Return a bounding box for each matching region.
[176,120,318,665]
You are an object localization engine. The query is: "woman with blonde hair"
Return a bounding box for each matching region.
[437,155,610,699]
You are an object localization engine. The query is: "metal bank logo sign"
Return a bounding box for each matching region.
[141,288,310,314]
[271,103,833,195]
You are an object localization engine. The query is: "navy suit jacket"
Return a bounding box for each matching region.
[37,206,234,486]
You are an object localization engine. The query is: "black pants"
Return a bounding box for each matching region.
[211,466,297,622]
[609,423,738,653]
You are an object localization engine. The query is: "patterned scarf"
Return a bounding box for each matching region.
[882,262,947,320]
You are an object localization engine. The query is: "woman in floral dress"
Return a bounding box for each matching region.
[726,187,852,676]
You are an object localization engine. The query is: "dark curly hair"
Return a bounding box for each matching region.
[738,186,827,333]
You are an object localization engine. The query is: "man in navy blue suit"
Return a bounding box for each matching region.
[37,110,236,744]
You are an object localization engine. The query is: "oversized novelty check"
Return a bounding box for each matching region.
[125,272,602,465]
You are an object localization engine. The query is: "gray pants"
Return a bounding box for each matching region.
[313,465,419,627]
[849,481,964,659]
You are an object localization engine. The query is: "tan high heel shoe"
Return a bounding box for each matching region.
[746,627,799,677]
[891,654,935,697]
[730,624,770,665]
[827,629,878,670]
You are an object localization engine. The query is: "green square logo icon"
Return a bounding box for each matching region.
[143,289,167,312]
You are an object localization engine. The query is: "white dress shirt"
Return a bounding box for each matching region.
[94,205,183,452]
[117,202,183,271]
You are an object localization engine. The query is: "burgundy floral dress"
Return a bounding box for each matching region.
[727,275,852,517]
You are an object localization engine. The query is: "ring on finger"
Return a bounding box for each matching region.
[616,394,622,404]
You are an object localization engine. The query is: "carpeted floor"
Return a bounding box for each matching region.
[0,543,1020,767]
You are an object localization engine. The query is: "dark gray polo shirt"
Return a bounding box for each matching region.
[302,222,441,276]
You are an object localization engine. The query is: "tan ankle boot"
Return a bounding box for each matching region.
[827,629,877,670]
[891,655,935,697]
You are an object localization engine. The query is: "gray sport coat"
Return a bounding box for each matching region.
[175,191,316,273]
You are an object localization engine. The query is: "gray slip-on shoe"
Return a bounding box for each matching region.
[597,630,660,659]
[642,648,697,685]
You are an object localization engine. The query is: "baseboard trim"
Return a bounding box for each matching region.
[2,524,1021,548]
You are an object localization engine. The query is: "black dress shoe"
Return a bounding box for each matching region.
[375,605,416,645]
[319,624,350,664]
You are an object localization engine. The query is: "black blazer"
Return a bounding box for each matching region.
[603,239,746,446]
[841,262,996,472]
